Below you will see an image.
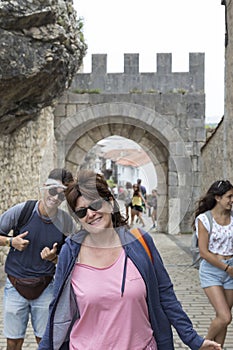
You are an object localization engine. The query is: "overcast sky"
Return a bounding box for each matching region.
[73,0,225,124]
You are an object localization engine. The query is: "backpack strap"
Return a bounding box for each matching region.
[13,200,37,236]
[205,210,233,233]
[130,228,153,262]
[205,210,213,233]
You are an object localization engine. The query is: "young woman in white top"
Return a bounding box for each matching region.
[193,180,233,347]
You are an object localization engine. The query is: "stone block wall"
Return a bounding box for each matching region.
[201,117,233,194]
[0,107,56,214]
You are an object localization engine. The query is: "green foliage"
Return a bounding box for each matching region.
[177,89,187,95]
[77,17,86,47]
[169,88,187,94]
[205,123,217,129]
[146,89,159,93]
[129,88,142,94]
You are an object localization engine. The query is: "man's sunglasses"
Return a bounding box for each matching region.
[75,198,106,219]
[48,187,65,202]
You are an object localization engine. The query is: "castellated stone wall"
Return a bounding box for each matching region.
[0,107,56,214]
[55,52,206,234]
[72,53,204,94]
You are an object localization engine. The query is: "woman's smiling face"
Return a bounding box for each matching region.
[75,196,114,232]
[216,189,233,210]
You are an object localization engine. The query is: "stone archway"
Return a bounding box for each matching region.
[55,102,194,234]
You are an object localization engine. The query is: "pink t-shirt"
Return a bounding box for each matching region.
[69,249,156,350]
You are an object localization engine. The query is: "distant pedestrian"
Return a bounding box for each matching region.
[131,184,147,227]
[149,189,157,230]
[112,185,118,199]
[137,178,147,200]
[124,181,133,218]
[193,180,233,348]
[137,178,147,213]
[104,169,116,190]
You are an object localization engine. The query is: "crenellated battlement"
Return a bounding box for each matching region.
[71,53,204,93]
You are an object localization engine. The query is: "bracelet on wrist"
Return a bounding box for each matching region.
[5,237,10,247]
[51,256,57,262]
[224,264,230,272]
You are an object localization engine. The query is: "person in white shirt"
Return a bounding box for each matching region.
[193,180,233,348]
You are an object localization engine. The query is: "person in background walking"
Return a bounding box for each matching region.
[124,181,133,218]
[131,183,147,227]
[149,189,157,230]
[137,178,147,213]
[0,168,77,350]
[38,169,222,350]
[192,180,233,348]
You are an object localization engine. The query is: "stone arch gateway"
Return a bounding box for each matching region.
[54,52,206,234]
[56,102,195,234]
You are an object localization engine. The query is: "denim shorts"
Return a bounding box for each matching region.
[3,277,54,339]
[199,257,233,289]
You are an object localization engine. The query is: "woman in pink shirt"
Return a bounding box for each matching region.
[39,170,222,350]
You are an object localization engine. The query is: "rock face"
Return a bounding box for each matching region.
[0,0,86,134]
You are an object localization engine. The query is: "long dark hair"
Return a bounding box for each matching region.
[66,170,128,228]
[192,180,233,229]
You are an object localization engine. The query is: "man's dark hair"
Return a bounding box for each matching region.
[48,168,73,186]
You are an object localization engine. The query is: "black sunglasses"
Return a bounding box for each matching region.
[75,198,106,219]
[48,187,65,201]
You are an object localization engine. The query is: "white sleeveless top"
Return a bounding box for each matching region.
[195,212,233,255]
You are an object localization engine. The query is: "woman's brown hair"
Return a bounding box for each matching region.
[66,170,128,227]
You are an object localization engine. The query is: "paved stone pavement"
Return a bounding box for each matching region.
[0,211,232,349]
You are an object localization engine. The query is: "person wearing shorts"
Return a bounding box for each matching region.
[131,184,147,227]
[199,257,233,289]
[0,168,76,350]
[193,180,233,348]
[3,278,54,341]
